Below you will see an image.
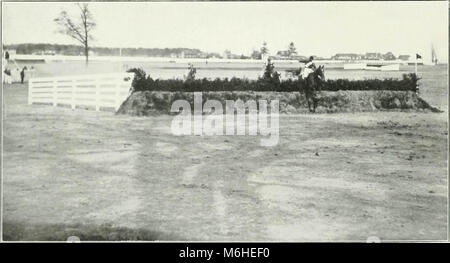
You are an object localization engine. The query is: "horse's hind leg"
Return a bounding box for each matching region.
[313,98,318,113]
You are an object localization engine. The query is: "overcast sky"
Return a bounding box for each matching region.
[2,1,448,60]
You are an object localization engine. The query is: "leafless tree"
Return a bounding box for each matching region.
[54,3,96,65]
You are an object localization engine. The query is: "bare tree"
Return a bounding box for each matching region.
[54,3,96,65]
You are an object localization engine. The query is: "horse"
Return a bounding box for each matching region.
[302,65,325,113]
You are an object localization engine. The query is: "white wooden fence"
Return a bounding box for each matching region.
[28,73,134,111]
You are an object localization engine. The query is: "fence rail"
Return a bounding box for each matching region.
[28,73,134,111]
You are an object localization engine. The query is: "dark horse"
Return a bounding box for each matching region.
[303,65,325,113]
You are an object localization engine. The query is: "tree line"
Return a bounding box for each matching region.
[3,43,220,58]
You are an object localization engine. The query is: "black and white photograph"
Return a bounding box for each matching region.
[1,0,448,244]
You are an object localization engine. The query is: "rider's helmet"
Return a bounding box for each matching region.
[309,56,314,61]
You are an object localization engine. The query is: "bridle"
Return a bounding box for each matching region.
[315,66,325,81]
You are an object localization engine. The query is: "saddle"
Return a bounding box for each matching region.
[300,67,314,79]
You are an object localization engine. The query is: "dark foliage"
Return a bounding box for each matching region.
[261,59,281,85]
[126,68,149,92]
[126,68,419,93]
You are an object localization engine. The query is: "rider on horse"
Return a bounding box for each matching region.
[298,56,325,113]
[299,56,317,79]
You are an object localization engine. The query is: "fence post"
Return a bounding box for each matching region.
[95,78,100,111]
[114,76,120,111]
[71,80,76,110]
[28,79,33,105]
[53,80,57,106]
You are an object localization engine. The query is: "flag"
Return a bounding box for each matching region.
[416,53,422,59]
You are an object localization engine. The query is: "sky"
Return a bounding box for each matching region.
[2,1,448,60]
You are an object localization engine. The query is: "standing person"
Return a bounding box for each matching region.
[2,51,9,73]
[20,66,27,84]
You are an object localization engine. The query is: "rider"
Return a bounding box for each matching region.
[299,56,316,79]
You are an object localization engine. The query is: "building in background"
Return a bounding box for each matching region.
[398,55,410,61]
[364,52,383,60]
[222,50,232,59]
[332,53,363,60]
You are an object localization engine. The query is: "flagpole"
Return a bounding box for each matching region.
[414,54,417,76]
[119,48,122,72]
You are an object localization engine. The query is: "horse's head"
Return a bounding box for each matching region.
[315,65,325,81]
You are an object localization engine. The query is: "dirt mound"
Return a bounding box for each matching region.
[116,90,441,116]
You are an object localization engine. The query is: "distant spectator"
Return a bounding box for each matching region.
[5,51,10,60]
[20,67,27,83]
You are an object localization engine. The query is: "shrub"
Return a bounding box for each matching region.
[126,68,151,92]
[127,68,419,93]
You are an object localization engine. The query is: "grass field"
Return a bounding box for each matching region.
[2,65,448,241]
